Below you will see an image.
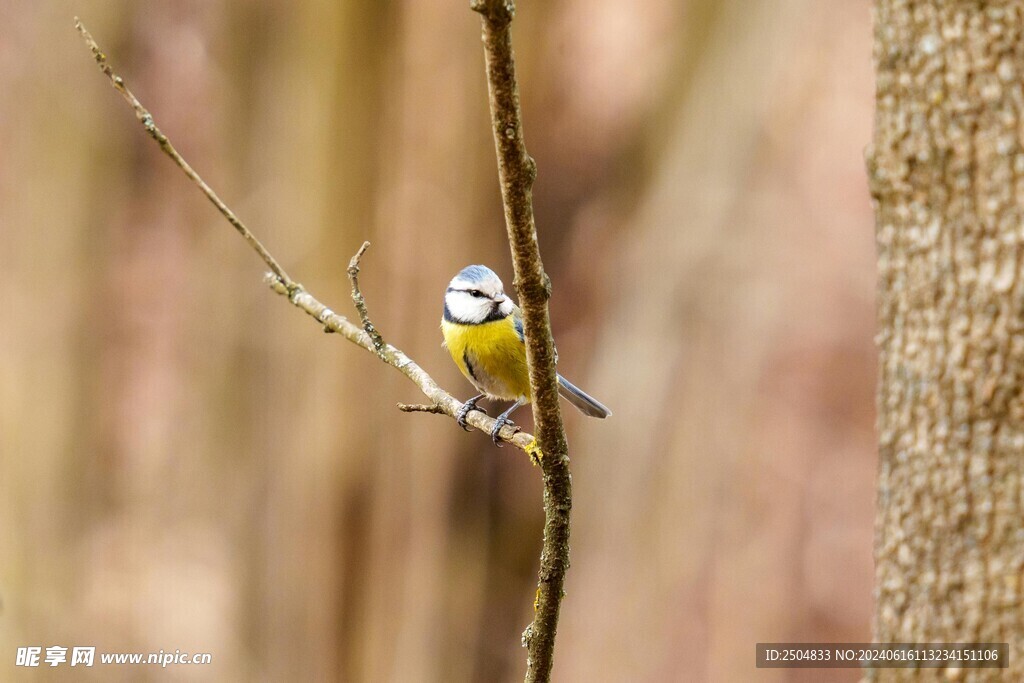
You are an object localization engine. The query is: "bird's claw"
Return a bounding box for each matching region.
[490,415,520,446]
[456,395,487,431]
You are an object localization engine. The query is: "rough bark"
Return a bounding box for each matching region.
[869,2,1024,680]
[471,2,573,681]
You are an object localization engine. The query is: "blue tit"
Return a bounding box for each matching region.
[441,265,611,444]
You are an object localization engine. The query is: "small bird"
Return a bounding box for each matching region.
[441,265,611,444]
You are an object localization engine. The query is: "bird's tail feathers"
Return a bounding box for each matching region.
[556,374,612,418]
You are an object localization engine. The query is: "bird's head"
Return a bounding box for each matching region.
[444,265,514,324]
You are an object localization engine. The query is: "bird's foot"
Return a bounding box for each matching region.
[456,394,487,431]
[490,414,520,446]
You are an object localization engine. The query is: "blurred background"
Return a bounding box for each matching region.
[0,1,877,681]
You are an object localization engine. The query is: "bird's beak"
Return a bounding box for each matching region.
[494,296,507,304]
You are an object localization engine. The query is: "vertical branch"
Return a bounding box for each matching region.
[471,2,572,681]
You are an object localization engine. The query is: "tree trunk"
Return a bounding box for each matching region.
[870,2,1024,680]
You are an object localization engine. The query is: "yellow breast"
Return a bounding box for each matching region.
[441,316,531,401]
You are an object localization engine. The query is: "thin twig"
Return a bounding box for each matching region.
[76,17,535,452]
[471,2,573,681]
[347,241,386,358]
[74,17,294,289]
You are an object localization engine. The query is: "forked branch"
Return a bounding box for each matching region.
[74,18,535,452]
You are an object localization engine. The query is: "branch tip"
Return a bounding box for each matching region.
[470,0,516,25]
[347,240,372,277]
[346,242,386,356]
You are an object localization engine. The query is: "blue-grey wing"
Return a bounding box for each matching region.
[511,305,558,363]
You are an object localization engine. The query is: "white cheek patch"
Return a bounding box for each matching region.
[446,291,491,324]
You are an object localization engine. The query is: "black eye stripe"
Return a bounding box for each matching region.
[446,286,493,299]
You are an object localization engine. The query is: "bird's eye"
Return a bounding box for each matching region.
[469,290,484,298]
